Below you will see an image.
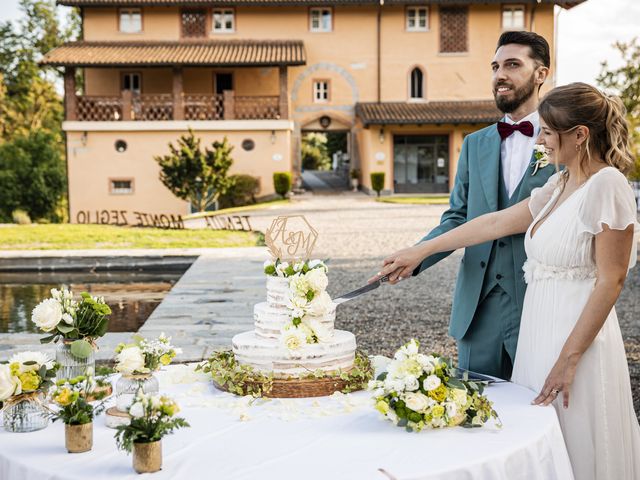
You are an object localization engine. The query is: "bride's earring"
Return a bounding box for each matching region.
[575,144,581,152]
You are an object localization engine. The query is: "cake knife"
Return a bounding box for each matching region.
[333,274,391,305]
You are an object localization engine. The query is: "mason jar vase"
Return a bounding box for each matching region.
[115,374,159,413]
[2,392,49,433]
[56,341,95,381]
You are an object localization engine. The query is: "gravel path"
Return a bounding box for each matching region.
[250,193,640,418]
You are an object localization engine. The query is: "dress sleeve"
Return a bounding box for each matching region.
[578,168,640,268]
[528,172,562,219]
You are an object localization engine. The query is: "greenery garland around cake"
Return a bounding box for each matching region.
[196,350,373,398]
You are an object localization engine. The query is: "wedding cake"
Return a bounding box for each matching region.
[232,259,357,376]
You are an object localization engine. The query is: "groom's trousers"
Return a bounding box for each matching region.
[456,284,520,380]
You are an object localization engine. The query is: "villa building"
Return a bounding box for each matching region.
[43,0,584,223]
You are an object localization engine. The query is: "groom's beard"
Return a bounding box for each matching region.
[493,74,537,114]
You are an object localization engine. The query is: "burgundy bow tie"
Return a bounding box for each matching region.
[497,120,534,140]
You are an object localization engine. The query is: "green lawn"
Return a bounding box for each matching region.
[376,195,450,205]
[0,224,261,250]
[185,199,289,220]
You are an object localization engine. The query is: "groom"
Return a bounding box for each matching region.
[412,31,554,379]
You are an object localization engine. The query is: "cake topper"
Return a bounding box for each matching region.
[265,215,318,262]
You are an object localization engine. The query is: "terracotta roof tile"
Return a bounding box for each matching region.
[355,101,502,126]
[41,40,306,67]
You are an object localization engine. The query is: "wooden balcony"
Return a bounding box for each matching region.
[71,91,282,122]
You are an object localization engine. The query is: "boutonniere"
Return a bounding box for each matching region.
[531,144,550,176]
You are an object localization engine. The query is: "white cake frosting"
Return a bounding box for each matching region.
[232,270,357,376]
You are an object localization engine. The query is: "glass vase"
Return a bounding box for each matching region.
[2,392,49,433]
[56,342,95,381]
[115,374,159,413]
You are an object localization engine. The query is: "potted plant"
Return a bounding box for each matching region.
[115,391,189,474]
[31,288,111,380]
[50,371,108,453]
[0,352,58,432]
[350,169,360,192]
[114,333,182,413]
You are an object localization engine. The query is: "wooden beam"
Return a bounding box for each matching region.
[172,67,184,120]
[64,68,77,121]
[278,65,288,120]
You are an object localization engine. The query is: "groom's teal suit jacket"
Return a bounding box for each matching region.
[414,123,555,340]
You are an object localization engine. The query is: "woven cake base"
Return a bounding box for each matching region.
[215,370,362,398]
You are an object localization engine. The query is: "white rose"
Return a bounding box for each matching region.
[306,291,334,317]
[0,364,20,401]
[305,268,328,293]
[287,294,309,310]
[445,401,458,418]
[452,388,468,407]
[416,354,435,374]
[8,351,54,372]
[280,328,307,352]
[116,346,146,374]
[31,298,63,332]
[383,377,404,393]
[403,375,420,391]
[423,374,441,392]
[304,319,332,343]
[129,402,145,418]
[404,392,430,413]
[289,274,310,297]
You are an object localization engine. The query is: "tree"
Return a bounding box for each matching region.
[301,132,331,170]
[155,130,235,212]
[597,38,640,179]
[0,129,67,222]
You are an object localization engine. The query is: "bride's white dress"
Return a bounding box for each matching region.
[512,167,640,480]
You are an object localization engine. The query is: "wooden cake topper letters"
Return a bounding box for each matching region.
[265,215,318,262]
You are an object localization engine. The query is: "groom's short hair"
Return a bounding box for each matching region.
[496,31,550,69]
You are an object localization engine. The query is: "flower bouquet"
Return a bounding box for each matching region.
[32,288,111,379]
[114,391,189,474]
[50,371,108,452]
[368,340,501,432]
[0,351,58,432]
[114,334,182,413]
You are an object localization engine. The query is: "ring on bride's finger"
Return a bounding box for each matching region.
[551,389,560,395]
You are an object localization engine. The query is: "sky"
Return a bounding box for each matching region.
[0,0,638,87]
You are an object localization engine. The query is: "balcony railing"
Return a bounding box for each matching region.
[72,91,282,122]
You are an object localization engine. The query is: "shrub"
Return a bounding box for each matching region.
[218,174,260,209]
[273,172,292,199]
[370,172,385,197]
[12,209,31,225]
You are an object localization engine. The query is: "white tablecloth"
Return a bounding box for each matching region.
[0,365,574,480]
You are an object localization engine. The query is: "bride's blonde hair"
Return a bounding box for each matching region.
[538,82,634,177]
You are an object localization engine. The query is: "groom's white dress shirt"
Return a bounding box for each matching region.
[500,110,540,198]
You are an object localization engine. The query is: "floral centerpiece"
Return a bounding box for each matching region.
[50,371,108,453]
[0,351,58,432]
[31,288,111,380]
[368,340,501,432]
[115,391,189,474]
[114,333,182,413]
[264,259,335,354]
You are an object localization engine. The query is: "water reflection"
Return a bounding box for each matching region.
[0,270,186,334]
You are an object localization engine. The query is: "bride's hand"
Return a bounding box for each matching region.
[368,243,430,285]
[532,353,580,409]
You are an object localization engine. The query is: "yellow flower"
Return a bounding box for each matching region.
[9,362,20,377]
[431,405,445,418]
[18,370,41,392]
[428,384,447,402]
[54,387,74,406]
[375,400,389,415]
[159,354,172,366]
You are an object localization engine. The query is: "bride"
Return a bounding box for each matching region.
[372,83,640,480]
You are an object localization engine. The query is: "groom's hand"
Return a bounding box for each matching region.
[368,245,425,285]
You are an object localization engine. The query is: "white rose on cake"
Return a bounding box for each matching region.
[289,274,311,298]
[31,298,63,332]
[115,346,147,374]
[280,325,308,353]
[306,291,334,317]
[0,364,21,401]
[305,268,328,293]
[304,319,332,343]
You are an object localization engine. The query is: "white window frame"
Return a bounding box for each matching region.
[309,8,332,33]
[122,72,141,94]
[502,5,525,30]
[119,8,142,33]
[409,67,425,100]
[110,179,134,195]
[313,80,330,103]
[406,7,429,32]
[212,9,235,33]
